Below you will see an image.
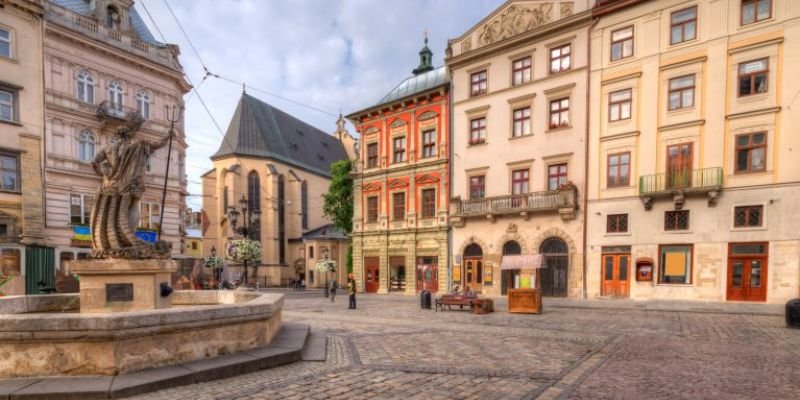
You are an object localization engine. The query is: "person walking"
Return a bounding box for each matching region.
[347,277,357,309]
[329,279,337,303]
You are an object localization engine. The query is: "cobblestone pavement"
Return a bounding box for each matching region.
[131,291,800,400]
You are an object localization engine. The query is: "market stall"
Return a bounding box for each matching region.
[501,254,544,314]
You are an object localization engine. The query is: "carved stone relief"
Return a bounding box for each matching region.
[561,2,573,17]
[461,38,472,53]
[477,3,553,47]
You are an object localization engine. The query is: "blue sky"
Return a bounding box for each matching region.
[137,0,503,210]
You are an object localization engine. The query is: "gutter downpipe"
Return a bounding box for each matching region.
[447,78,454,292]
[582,16,600,300]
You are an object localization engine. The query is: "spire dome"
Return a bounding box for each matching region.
[412,31,434,75]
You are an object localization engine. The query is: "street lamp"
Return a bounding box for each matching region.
[228,195,261,285]
[322,247,330,297]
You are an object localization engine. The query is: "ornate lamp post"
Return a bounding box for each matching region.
[228,195,261,285]
[322,247,330,297]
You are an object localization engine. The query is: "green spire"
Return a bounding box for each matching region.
[413,30,434,75]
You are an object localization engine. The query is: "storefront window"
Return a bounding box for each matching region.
[659,245,692,284]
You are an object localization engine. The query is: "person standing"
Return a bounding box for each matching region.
[329,279,337,303]
[347,277,357,309]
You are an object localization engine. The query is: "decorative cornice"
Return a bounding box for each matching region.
[659,119,705,132]
[726,106,780,120]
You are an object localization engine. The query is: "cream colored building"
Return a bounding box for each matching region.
[42,0,191,276]
[586,0,800,303]
[202,94,355,286]
[446,0,590,298]
[0,0,45,296]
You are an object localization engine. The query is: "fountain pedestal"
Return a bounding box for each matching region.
[69,259,176,313]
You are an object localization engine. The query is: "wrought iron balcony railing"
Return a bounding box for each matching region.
[96,101,145,128]
[452,186,577,222]
[638,167,723,196]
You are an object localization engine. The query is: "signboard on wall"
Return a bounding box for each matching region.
[483,263,492,285]
[452,265,461,282]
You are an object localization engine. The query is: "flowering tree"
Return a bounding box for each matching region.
[230,238,262,281]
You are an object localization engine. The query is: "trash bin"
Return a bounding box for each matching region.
[420,290,431,309]
[786,298,800,328]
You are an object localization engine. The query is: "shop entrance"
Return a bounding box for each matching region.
[364,256,380,293]
[501,241,521,295]
[416,256,438,293]
[539,237,568,297]
[389,256,406,292]
[601,253,630,298]
[727,242,768,302]
[463,243,483,293]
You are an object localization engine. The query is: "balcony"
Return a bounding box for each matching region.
[450,186,578,226]
[97,101,145,130]
[638,167,722,210]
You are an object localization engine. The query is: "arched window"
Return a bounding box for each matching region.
[301,181,308,229]
[540,237,568,255]
[136,90,150,120]
[76,71,95,104]
[247,171,260,211]
[77,130,96,162]
[278,175,286,264]
[108,80,123,109]
[464,243,483,258]
[502,241,521,255]
[309,246,314,258]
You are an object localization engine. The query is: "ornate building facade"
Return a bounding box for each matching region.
[446,0,590,298]
[347,39,450,294]
[586,0,800,303]
[0,0,45,296]
[42,0,190,279]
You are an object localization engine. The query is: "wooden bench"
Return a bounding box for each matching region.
[435,295,477,312]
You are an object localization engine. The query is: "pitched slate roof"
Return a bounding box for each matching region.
[302,224,349,241]
[212,94,348,178]
[50,0,160,45]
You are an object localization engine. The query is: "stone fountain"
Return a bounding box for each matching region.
[0,127,285,379]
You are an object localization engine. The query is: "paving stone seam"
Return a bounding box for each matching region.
[550,335,625,400]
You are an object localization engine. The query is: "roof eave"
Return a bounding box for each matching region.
[345,81,450,122]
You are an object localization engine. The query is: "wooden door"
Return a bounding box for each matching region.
[364,257,380,293]
[727,243,768,302]
[463,258,482,293]
[416,263,439,293]
[666,143,693,189]
[601,254,630,298]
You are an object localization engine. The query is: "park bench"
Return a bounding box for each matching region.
[435,294,477,312]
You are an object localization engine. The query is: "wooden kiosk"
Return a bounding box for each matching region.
[501,255,544,314]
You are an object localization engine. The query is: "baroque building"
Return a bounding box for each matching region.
[202,93,354,287]
[446,0,590,298]
[586,0,800,303]
[41,0,191,284]
[347,38,450,294]
[0,0,45,296]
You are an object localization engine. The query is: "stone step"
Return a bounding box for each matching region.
[301,330,328,362]
[0,323,310,400]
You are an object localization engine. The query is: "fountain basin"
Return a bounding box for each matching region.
[0,290,283,378]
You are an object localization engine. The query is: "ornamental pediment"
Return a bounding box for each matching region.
[415,174,440,185]
[387,179,409,189]
[389,119,407,128]
[362,182,382,191]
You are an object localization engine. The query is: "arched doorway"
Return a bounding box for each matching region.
[539,237,569,297]
[463,243,483,293]
[501,241,521,295]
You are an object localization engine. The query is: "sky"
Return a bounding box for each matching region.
[136,0,504,210]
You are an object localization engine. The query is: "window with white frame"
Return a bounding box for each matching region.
[140,202,161,230]
[108,80,123,109]
[610,26,634,61]
[512,107,531,137]
[76,71,95,103]
[0,89,14,123]
[77,130,96,162]
[0,28,10,58]
[136,90,150,119]
[512,57,532,85]
[608,89,632,121]
[70,193,94,225]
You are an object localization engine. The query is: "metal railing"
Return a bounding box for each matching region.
[455,188,576,217]
[96,101,145,126]
[638,167,723,196]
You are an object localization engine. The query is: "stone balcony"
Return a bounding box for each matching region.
[96,100,145,130]
[638,167,723,210]
[450,186,578,227]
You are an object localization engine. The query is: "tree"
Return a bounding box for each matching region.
[323,160,353,233]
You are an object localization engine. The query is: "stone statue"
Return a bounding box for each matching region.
[90,126,174,259]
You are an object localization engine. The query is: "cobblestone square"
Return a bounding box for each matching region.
[132,291,800,400]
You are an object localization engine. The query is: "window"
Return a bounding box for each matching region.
[512,57,532,85]
[741,0,771,25]
[278,175,285,264]
[607,152,630,187]
[664,210,690,231]
[549,98,569,129]
[366,196,378,223]
[511,169,529,194]
[738,59,768,96]
[191,242,198,250]
[0,28,10,58]
[76,71,95,104]
[69,194,94,225]
[469,175,485,199]
[139,202,161,230]
[512,107,531,137]
[421,188,436,218]
[547,163,568,190]
[366,142,378,168]
[0,153,19,192]
[247,171,260,211]
[671,7,697,44]
[470,70,487,96]
[668,75,695,110]
[393,136,406,163]
[309,246,314,258]
[734,205,763,227]
[108,80,123,109]
[392,192,405,221]
[610,26,634,61]
[550,44,571,73]
[735,132,766,173]
[223,185,229,211]
[77,130,96,162]
[469,117,486,145]
[421,129,436,158]
[659,245,692,284]
[136,90,150,119]
[301,181,308,229]
[606,214,628,233]
[608,89,632,122]
[0,89,14,123]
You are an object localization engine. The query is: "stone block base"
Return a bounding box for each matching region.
[68,259,177,313]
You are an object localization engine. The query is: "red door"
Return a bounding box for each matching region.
[416,257,439,293]
[364,257,379,293]
[727,243,768,302]
[601,254,630,298]
[666,143,693,189]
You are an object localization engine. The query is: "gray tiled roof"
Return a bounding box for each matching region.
[50,0,160,45]
[377,66,448,104]
[301,224,348,241]
[212,94,348,178]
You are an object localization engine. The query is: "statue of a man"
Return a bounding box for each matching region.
[90,126,174,259]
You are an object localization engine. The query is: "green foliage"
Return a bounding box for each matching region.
[204,256,224,269]
[346,246,353,273]
[231,238,262,263]
[323,159,354,233]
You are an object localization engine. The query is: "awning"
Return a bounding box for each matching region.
[501,254,545,270]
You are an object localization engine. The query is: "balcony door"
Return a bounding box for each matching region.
[666,143,693,190]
